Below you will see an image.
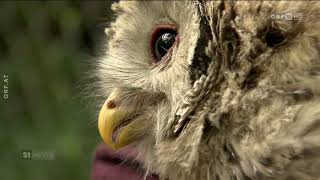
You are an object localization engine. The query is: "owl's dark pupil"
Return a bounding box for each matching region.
[154,32,177,61]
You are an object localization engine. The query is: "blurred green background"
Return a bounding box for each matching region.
[0,1,113,180]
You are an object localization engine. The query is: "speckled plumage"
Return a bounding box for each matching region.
[96,1,320,179]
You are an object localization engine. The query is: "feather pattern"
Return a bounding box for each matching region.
[95,1,320,179]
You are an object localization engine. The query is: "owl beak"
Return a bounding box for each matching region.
[98,89,139,150]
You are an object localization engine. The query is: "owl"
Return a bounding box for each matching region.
[95,1,320,180]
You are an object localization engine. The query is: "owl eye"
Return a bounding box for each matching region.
[155,32,177,60]
[150,25,178,65]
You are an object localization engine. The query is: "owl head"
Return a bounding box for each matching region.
[95,1,320,179]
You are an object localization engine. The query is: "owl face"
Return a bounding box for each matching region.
[98,1,200,150]
[96,1,320,179]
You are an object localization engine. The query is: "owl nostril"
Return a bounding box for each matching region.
[106,100,116,109]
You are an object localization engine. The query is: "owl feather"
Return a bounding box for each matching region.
[95,1,320,180]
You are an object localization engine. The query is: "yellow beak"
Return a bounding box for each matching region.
[98,89,140,150]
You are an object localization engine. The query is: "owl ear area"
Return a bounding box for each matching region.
[149,24,179,67]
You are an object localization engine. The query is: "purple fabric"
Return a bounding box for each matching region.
[91,144,159,180]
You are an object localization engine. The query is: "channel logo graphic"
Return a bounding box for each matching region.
[270,12,303,21]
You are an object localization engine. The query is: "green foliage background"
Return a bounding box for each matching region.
[0,1,113,180]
